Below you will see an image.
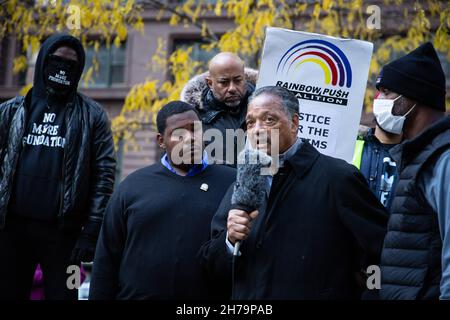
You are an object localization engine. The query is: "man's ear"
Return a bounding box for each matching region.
[157,133,165,150]
[205,76,213,88]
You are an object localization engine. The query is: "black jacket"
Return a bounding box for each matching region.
[0,34,115,236]
[198,83,255,133]
[198,83,254,166]
[380,116,450,300]
[358,128,399,209]
[198,141,389,299]
[180,69,258,166]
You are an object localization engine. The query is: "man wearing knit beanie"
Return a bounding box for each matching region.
[377,42,450,300]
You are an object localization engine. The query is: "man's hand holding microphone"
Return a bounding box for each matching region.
[229,147,271,256]
[227,209,259,247]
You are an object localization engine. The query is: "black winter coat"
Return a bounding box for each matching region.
[198,141,389,299]
[0,34,115,236]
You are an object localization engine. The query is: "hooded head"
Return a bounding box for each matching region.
[33,34,86,100]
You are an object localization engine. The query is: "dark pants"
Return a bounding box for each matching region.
[0,215,79,300]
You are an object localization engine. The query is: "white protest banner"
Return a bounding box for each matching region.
[256,27,373,163]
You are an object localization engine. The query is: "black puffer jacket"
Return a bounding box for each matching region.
[380,116,450,300]
[0,34,115,236]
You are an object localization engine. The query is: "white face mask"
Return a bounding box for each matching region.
[373,95,416,135]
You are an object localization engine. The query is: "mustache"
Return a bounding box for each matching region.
[225,94,242,99]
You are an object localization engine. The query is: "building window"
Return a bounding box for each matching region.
[0,38,8,86]
[82,42,126,88]
[0,38,27,88]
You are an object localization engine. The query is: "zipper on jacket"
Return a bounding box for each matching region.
[58,102,73,219]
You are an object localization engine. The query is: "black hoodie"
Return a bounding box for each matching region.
[8,34,86,221]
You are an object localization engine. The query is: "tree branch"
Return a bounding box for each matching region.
[141,0,219,43]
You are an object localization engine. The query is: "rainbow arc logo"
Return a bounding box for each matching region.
[276,39,352,88]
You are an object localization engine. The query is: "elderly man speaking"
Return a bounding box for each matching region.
[198,86,389,300]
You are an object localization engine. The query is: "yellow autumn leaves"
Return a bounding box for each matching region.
[2,0,449,145]
[1,0,143,78]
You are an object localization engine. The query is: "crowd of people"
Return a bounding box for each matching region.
[0,33,448,300]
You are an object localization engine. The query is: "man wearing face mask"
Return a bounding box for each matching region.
[0,34,115,299]
[352,91,402,210]
[375,42,450,300]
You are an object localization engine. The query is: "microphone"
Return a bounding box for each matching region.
[231,148,272,256]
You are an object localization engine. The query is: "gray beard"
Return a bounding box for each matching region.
[212,91,242,108]
[224,99,241,108]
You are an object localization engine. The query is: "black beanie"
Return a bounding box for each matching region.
[376,42,446,111]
